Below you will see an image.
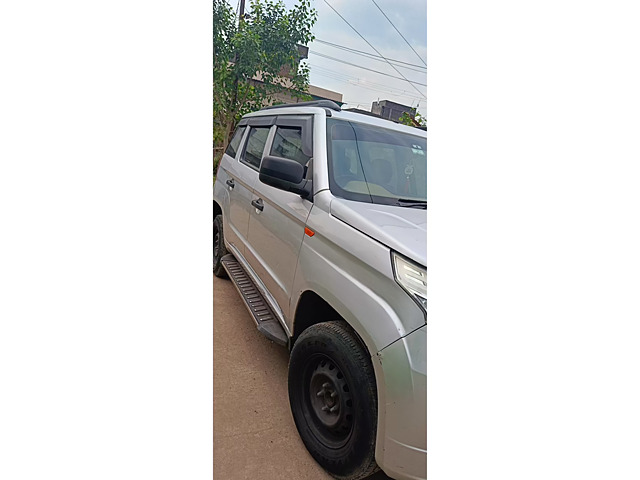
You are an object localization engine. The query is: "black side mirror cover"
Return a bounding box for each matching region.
[260,155,305,183]
[259,156,313,199]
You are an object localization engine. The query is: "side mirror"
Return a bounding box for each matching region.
[259,155,312,199]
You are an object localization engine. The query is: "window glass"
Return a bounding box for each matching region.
[225,126,246,158]
[270,126,311,166]
[242,127,271,169]
[327,119,426,206]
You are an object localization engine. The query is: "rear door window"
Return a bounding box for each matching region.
[225,126,246,158]
[240,127,271,170]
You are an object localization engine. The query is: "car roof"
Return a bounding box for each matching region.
[243,103,426,137]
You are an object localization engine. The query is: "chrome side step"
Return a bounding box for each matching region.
[220,254,288,346]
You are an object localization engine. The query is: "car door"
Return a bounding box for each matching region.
[216,123,247,252]
[221,117,275,259]
[244,115,314,323]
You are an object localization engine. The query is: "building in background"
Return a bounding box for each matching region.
[371,99,416,123]
[267,82,343,105]
[259,45,343,106]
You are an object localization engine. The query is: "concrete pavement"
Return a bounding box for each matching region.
[213,275,392,480]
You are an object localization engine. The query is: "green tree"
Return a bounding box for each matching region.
[213,0,317,170]
[399,110,427,128]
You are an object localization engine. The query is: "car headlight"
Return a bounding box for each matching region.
[392,252,427,313]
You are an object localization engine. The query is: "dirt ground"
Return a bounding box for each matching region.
[213,275,392,480]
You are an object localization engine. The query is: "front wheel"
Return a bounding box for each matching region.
[288,321,379,480]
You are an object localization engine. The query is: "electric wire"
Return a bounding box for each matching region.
[310,73,423,108]
[370,0,427,67]
[311,64,416,91]
[313,48,427,74]
[309,62,425,97]
[322,0,426,99]
[309,51,427,89]
[310,65,424,100]
[313,39,426,70]
[313,74,422,102]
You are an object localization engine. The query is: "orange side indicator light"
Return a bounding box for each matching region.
[304,227,315,237]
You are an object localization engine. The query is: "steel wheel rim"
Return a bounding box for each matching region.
[302,354,354,449]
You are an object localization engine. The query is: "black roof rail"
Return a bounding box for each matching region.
[260,100,342,112]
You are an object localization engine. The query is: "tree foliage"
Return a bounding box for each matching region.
[398,110,427,128]
[213,0,317,168]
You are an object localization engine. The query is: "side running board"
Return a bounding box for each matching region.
[220,254,288,346]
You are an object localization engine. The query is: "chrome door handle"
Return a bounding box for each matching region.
[251,198,264,211]
[226,178,235,189]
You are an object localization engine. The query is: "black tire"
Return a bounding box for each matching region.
[213,215,228,278]
[288,321,379,480]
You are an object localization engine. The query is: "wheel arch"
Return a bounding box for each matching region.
[291,290,370,357]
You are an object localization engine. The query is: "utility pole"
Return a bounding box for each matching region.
[228,0,246,147]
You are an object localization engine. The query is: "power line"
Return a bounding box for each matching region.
[370,0,427,67]
[311,64,423,95]
[309,66,424,106]
[310,68,424,101]
[313,47,427,74]
[322,0,426,100]
[313,39,426,70]
[310,63,426,101]
[309,51,427,89]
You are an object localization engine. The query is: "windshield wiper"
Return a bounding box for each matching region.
[395,198,427,209]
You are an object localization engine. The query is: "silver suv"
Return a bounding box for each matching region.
[213,100,426,480]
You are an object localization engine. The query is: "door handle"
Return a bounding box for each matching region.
[226,178,235,189]
[251,198,264,211]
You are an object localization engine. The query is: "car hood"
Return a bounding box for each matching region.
[330,198,427,268]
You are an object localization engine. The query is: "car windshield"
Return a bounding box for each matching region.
[326,118,426,206]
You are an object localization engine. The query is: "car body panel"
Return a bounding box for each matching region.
[215,104,427,480]
[374,325,427,480]
[246,181,313,322]
[240,114,315,321]
[330,198,427,268]
[291,191,425,354]
[215,126,259,257]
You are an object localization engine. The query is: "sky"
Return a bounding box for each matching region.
[230,0,427,117]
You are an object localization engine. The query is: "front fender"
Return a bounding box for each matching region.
[290,202,424,354]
